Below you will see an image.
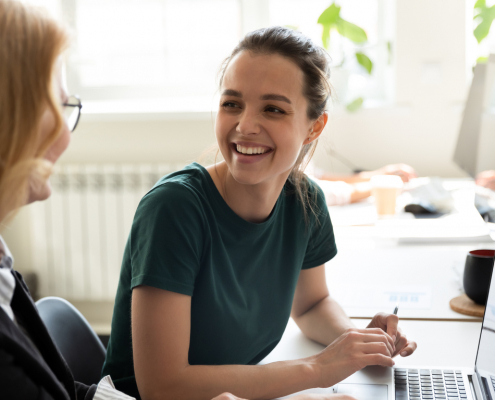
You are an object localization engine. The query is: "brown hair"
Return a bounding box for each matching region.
[0,0,69,225]
[219,26,332,223]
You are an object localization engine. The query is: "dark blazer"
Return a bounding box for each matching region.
[0,270,97,400]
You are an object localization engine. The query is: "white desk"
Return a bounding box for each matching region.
[325,180,495,321]
[325,225,494,321]
[262,318,482,368]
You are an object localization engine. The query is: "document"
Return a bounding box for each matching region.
[333,285,432,310]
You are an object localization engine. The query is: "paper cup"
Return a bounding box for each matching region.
[370,175,403,216]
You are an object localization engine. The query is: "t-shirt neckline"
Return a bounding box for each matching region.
[192,162,283,231]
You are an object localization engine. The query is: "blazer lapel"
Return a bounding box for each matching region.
[9,271,76,400]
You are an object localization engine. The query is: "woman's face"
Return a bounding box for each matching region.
[28,63,71,203]
[215,51,319,187]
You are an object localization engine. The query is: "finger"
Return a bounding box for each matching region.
[363,353,395,368]
[385,314,399,344]
[359,328,395,348]
[367,314,388,330]
[393,335,408,357]
[361,333,394,356]
[399,341,418,357]
[395,327,403,346]
[360,342,393,357]
[357,328,395,351]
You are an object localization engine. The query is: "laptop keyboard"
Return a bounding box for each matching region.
[394,369,467,400]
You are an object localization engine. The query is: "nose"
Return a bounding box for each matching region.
[236,106,261,136]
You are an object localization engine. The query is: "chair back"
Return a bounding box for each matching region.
[36,297,106,386]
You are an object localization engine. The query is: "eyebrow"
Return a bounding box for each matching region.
[260,93,292,104]
[222,89,292,105]
[222,89,242,97]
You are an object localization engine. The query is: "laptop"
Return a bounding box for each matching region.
[333,261,495,400]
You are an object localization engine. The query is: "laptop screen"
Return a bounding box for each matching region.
[475,259,495,397]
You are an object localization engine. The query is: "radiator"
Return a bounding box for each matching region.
[29,163,185,301]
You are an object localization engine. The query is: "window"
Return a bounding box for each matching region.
[64,0,242,113]
[269,0,394,107]
[30,0,392,112]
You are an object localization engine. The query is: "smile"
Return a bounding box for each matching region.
[234,144,273,156]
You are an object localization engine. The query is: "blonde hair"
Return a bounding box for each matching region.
[0,0,69,225]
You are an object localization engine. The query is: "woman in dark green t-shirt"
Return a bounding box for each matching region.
[102,27,417,400]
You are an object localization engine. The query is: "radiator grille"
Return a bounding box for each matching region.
[29,164,184,300]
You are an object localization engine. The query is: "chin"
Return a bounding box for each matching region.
[28,182,52,204]
[230,168,270,187]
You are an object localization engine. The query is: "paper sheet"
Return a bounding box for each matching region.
[333,285,432,310]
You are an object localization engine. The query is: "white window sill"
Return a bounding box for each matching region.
[79,98,416,122]
[80,98,219,122]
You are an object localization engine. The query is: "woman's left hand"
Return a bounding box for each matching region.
[367,313,417,357]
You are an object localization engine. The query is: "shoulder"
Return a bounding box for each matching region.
[138,164,207,214]
[284,175,327,215]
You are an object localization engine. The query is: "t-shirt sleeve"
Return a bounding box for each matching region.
[302,181,338,269]
[129,182,205,296]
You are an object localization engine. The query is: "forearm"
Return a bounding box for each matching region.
[142,359,317,400]
[293,296,355,346]
[349,182,372,203]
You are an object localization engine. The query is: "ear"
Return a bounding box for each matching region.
[303,112,328,145]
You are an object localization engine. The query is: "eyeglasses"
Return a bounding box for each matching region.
[62,95,82,132]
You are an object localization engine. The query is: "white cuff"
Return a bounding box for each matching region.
[93,375,136,400]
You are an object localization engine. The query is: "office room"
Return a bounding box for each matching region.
[1,0,495,399]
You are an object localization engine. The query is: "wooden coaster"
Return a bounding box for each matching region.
[450,294,485,317]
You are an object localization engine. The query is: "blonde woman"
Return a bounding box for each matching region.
[0,1,137,399]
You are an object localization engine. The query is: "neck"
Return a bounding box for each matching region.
[207,162,289,223]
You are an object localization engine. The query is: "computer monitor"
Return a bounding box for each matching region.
[454,54,495,177]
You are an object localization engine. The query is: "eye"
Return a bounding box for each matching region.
[221,101,240,110]
[265,106,286,114]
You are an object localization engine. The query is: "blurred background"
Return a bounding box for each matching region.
[3,0,495,333]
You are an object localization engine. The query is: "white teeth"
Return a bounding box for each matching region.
[236,145,270,155]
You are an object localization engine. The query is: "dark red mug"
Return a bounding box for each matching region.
[463,249,495,305]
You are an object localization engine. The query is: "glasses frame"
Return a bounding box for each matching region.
[62,96,82,132]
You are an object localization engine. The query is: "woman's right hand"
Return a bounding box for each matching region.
[310,328,395,388]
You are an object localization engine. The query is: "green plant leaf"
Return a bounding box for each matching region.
[477,56,489,63]
[355,52,373,74]
[321,23,331,49]
[474,18,493,42]
[317,3,341,25]
[473,1,495,43]
[386,41,393,64]
[346,97,364,112]
[336,18,368,43]
[474,0,486,10]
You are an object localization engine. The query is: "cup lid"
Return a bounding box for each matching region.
[370,175,403,189]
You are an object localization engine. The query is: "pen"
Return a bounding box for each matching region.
[393,303,399,315]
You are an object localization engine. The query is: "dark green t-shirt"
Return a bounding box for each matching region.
[102,163,337,398]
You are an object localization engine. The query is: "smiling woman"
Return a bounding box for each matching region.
[102,27,414,400]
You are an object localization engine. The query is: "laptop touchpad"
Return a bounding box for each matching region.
[337,383,388,399]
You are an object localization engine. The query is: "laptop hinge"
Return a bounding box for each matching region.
[469,374,486,400]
